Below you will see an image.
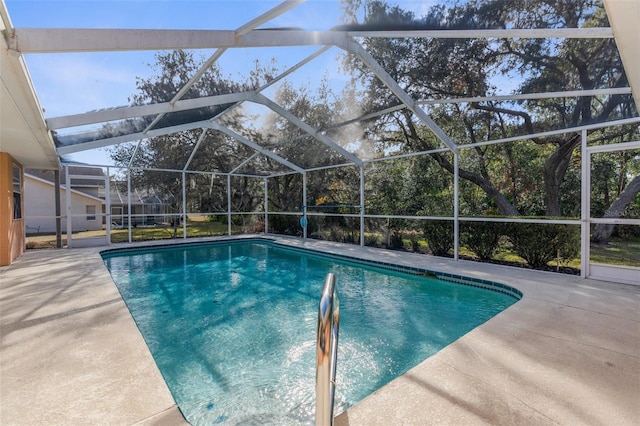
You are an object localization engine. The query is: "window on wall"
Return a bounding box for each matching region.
[86,205,96,221]
[12,164,21,219]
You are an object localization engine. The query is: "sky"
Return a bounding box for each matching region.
[3,0,437,165]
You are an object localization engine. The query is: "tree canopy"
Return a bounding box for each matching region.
[344,0,637,218]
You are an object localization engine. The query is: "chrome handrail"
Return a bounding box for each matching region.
[316,272,340,426]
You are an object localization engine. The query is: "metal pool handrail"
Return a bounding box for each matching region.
[316,272,340,426]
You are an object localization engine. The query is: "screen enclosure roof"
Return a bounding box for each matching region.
[1,0,638,174]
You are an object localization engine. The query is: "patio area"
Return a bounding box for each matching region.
[1,236,638,425]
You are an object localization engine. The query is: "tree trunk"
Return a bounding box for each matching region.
[543,135,580,217]
[430,152,521,216]
[591,175,640,244]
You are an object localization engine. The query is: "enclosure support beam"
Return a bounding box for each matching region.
[105,167,111,245]
[580,130,589,278]
[143,2,305,134]
[338,37,458,154]
[128,141,141,169]
[461,117,640,151]
[264,178,269,235]
[182,171,187,239]
[258,46,332,94]
[360,165,365,247]
[182,0,305,101]
[127,170,132,243]
[54,169,62,248]
[231,153,259,174]
[195,46,334,141]
[208,122,305,174]
[48,92,254,130]
[327,88,632,135]
[303,172,308,240]
[227,175,232,236]
[454,153,460,261]
[56,119,217,155]
[12,28,612,54]
[183,129,208,171]
[251,94,363,167]
[65,164,72,248]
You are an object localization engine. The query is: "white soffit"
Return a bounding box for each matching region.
[604,0,640,108]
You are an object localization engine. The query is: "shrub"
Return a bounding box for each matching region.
[409,234,420,252]
[507,223,580,268]
[364,234,380,247]
[460,221,505,261]
[329,225,343,242]
[615,224,640,239]
[343,230,357,244]
[422,221,453,257]
[389,231,405,249]
[268,215,299,235]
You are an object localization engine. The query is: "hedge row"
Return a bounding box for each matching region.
[268,215,581,270]
[423,221,580,268]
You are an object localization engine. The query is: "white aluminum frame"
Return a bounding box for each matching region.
[584,140,640,284]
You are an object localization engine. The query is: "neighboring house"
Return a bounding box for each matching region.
[110,185,172,227]
[24,166,173,233]
[24,167,105,234]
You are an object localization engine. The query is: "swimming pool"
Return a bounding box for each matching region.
[102,239,520,425]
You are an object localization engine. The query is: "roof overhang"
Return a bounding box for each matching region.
[0,0,58,169]
[604,0,640,108]
[24,172,105,203]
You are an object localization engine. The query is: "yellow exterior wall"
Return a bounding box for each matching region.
[0,152,25,266]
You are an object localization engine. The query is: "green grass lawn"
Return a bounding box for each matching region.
[399,235,639,271]
[109,221,231,243]
[26,221,233,248]
[590,237,640,267]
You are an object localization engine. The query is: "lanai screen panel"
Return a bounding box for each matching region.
[232,155,293,176]
[273,137,349,169]
[185,173,229,215]
[218,102,280,146]
[182,130,258,174]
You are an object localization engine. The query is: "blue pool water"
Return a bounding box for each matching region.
[102,239,519,425]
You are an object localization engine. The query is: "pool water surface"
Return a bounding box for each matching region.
[102,240,518,425]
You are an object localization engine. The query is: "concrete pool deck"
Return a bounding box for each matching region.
[1,236,638,425]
